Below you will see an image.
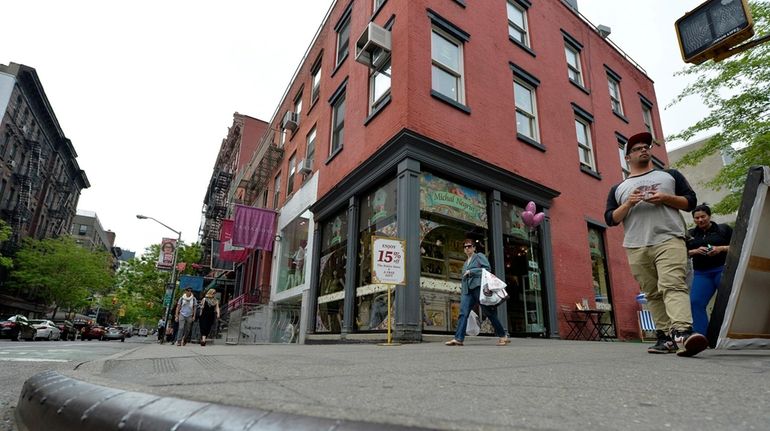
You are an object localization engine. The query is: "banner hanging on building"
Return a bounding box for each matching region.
[220,219,250,262]
[179,275,204,293]
[232,204,277,251]
[156,238,176,270]
[210,239,235,271]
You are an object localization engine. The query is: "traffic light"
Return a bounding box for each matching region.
[676,0,754,64]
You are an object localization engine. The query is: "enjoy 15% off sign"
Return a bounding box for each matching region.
[371,236,406,285]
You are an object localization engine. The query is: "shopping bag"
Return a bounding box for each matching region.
[465,310,480,336]
[480,269,509,306]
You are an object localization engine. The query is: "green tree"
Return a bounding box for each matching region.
[8,237,114,318]
[0,219,13,269]
[668,1,770,214]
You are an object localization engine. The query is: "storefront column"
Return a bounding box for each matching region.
[540,210,558,338]
[489,190,509,331]
[342,196,359,335]
[395,158,421,342]
[305,226,322,335]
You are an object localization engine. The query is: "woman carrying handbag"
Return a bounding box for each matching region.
[445,239,509,346]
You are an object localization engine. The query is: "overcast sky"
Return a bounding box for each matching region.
[2,0,710,256]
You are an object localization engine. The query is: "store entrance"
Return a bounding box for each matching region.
[502,233,547,337]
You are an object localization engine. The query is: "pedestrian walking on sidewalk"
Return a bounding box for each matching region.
[175,287,197,346]
[445,239,509,347]
[605,132,707,357]
[687,204,732,336]
[157,317,166,343]
[198,288,220,346]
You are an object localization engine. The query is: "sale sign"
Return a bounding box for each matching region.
[371,236,406,285]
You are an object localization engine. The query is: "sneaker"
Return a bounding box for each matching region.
[672,328,708,357]
[647,330,678,354]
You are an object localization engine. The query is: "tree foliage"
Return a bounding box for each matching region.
[8,237,114,314]
[0,219,13,269]
[668,1,770,215]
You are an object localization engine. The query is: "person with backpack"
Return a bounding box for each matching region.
[687,204,732,337]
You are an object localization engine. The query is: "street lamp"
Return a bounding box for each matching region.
[136,214,181,344]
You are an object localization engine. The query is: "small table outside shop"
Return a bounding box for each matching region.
[575,309,611,341]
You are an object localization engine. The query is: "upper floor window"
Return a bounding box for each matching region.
[514,79,538,142]
[78,224,88,235]
[294,92,303,121]
[373,0,386,12]
[565,43,583,86]
[507,1,530,47]
[431,28,465,104]
[575,117,595,170]
[311,57,322,104]
[330,90,346,155]
[640,97,656,140]
[335,8,352,66]
[617,136,629,178]
[273,173,281,209]
[287,153,297,196]
[369,57,391,113]
[608,76,623,115]
[306,126,317,168]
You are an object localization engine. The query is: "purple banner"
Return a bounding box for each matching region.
[232,204,277,251]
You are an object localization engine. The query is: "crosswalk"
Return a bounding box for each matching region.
[0,340,142,362]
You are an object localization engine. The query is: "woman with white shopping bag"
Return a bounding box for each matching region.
[445,239,509,346]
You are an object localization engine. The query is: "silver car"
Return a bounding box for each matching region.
[29,319,61,341]
[103,326,125,342]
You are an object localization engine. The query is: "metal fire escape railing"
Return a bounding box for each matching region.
[7,124,43,241]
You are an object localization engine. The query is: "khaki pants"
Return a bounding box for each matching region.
[626,237,692,333]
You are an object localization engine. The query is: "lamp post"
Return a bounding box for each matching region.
[136,214,181,344]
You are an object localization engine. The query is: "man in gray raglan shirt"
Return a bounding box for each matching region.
[605,132,708,357]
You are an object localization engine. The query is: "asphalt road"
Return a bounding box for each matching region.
[0,336,151,431]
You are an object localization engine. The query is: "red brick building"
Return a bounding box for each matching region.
[226,0,669,342]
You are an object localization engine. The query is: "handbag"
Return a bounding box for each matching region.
[465,310,481,336]
[479,269,509,306]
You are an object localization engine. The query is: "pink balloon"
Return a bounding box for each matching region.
[525,201,536,213]
[521,211,534,226]
[532,212,545,226]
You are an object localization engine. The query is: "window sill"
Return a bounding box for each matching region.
[364,93,391,126]
[451,0,466,7]
[331,53,349,79]
[612,111,629,124]
[580,165,602,180]
[569,79,590,95]
[517,133,546,152]
[325,146,343,165]
[509,36,536,58]
[431,90,471,114]
[307,98,319,115]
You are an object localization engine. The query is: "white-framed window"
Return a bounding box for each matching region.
[369,57,391,113]
[311,58,322,104]
[306,126,316,169]
[287,153,296,195]
[336,13,351,65]
[575,117,595,170]
[78,224,87,235]
[514,78,538,141]
[431,28,465,104]
[330,92,346,155]
[565,43,583,86]
[618,141,629,178]
[642,103,655,139]
[507,1,529,47]
[279,129,287,148]
[374,0,387,12]
[608,76,623,115]
[294,92,303,122]
[273,173,281,209]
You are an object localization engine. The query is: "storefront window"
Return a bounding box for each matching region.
[588,225,615,337]
[501,200,546,336]
[277,211,311,292]
[315,209,348,333]
[419,172,488,333]
[355,179,398,331]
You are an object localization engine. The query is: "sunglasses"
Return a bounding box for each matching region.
[463,244,474,248]
[629,144,652,154]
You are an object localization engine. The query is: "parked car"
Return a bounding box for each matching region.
[138,327,148,337]
[29,319,62,341]
[81,325,106,341]
[53,320,77,341]
[103,326,125,342]
[0,315,36,341]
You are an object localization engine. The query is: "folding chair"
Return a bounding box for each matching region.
[560,305,588,340]
[637,309,657,340]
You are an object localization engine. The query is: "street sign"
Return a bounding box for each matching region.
[371,236,406,285]
[676,0,754,64]
[163,292,172,307]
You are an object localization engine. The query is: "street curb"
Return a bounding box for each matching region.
[16,371,425,431]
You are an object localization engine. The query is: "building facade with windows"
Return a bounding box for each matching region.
[230,0,670,342]
[0,63,89,247]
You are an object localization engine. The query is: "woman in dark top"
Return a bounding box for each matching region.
[445,239,509,346]
[686,204,732,336]
[198,288,220,346]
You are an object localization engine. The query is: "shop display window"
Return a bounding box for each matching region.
[588,225,615,337]
[315,209,348,333]
[356,179,398,331]
[277,211,311,293]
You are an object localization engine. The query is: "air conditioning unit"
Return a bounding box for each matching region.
[299,158,312,174]
[356,22,392,69]
[281,111,299,132]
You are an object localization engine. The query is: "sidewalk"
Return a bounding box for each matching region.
[18,337,770,430]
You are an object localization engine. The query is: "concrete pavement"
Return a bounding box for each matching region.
[16,336,770,430]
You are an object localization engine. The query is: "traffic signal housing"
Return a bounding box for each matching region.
[676,0,754,64]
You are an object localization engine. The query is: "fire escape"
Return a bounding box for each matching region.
[241,131,284,206]
[204,170,233,243]
[6,122,42,244]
